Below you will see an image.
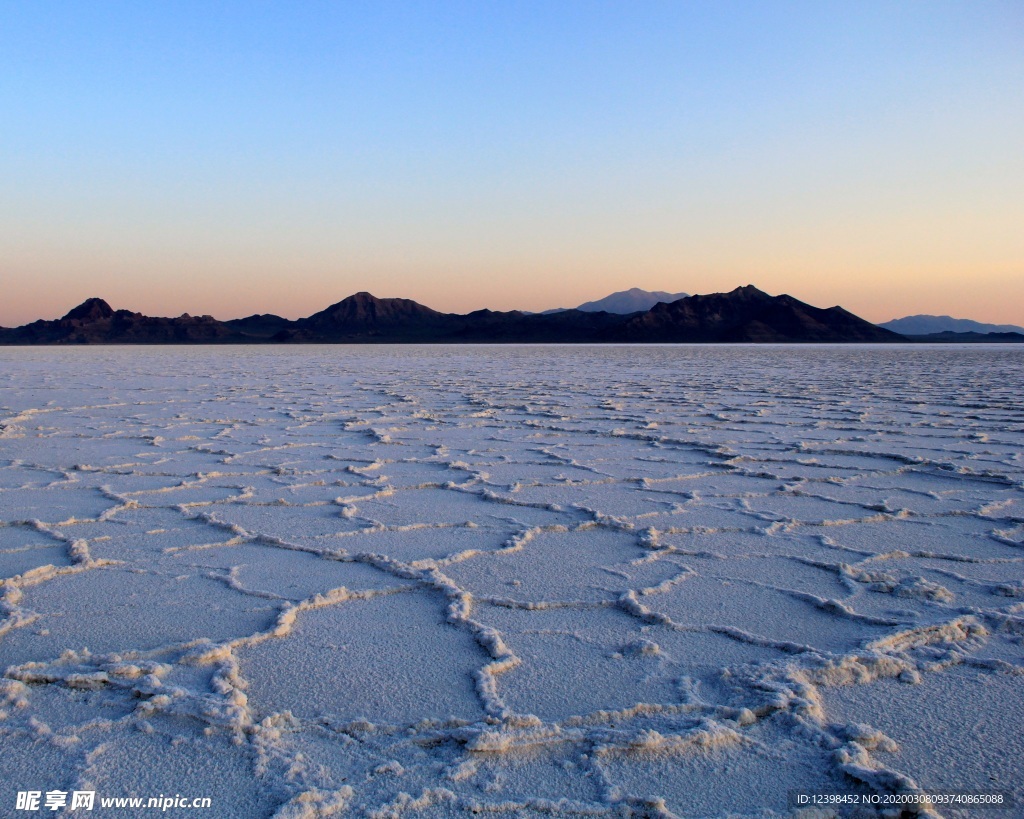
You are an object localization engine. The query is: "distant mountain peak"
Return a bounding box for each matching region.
[575,288,690,314]
[295,292,448,340]
[313,292,442,317]
[728,284,771,299]
[62,298,115,321]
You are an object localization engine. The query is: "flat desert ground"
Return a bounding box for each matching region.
[1,345,1022,817]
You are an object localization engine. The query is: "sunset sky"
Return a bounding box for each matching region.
[2,2,1022,326]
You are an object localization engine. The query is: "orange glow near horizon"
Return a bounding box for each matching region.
[2,4,1022,329]
[3,257,1022,328]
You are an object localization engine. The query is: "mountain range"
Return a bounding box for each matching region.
[1,286,1020,345]
[878,314,1024,336]
[0,286,907,345]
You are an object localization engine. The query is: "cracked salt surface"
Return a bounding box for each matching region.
[0,344,1022,818]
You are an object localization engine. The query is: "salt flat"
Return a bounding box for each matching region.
[0,344,1022,817]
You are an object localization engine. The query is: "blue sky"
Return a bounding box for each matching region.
[1,1,1022,324]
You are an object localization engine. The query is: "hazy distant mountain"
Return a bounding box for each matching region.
[901,331,1024,343]
[575,288,689,314]
[540,287,690,315]
[879,315,1024,336]
[0,286,944,345]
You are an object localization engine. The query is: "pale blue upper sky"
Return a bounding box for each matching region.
[2,1,1022,324]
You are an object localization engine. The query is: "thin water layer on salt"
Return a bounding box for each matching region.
[0,344,1022,817]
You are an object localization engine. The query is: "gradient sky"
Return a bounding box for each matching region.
[2,1,1022,326]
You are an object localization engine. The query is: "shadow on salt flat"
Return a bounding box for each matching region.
[241,591,485,726]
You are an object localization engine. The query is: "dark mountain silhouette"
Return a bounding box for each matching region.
[283,292,454,341]
[451,308,629,342]
[610,285,899,342]
[63,297,116,322]
[901,331,1024,343]
[1,300,241,344]
[270,293,630,343]
[224,313,291,338]
[0,286,928,345]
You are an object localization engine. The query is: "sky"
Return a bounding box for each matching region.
[1,1,1022,326]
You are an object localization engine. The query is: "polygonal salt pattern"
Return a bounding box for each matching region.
[0,344,1021,816]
